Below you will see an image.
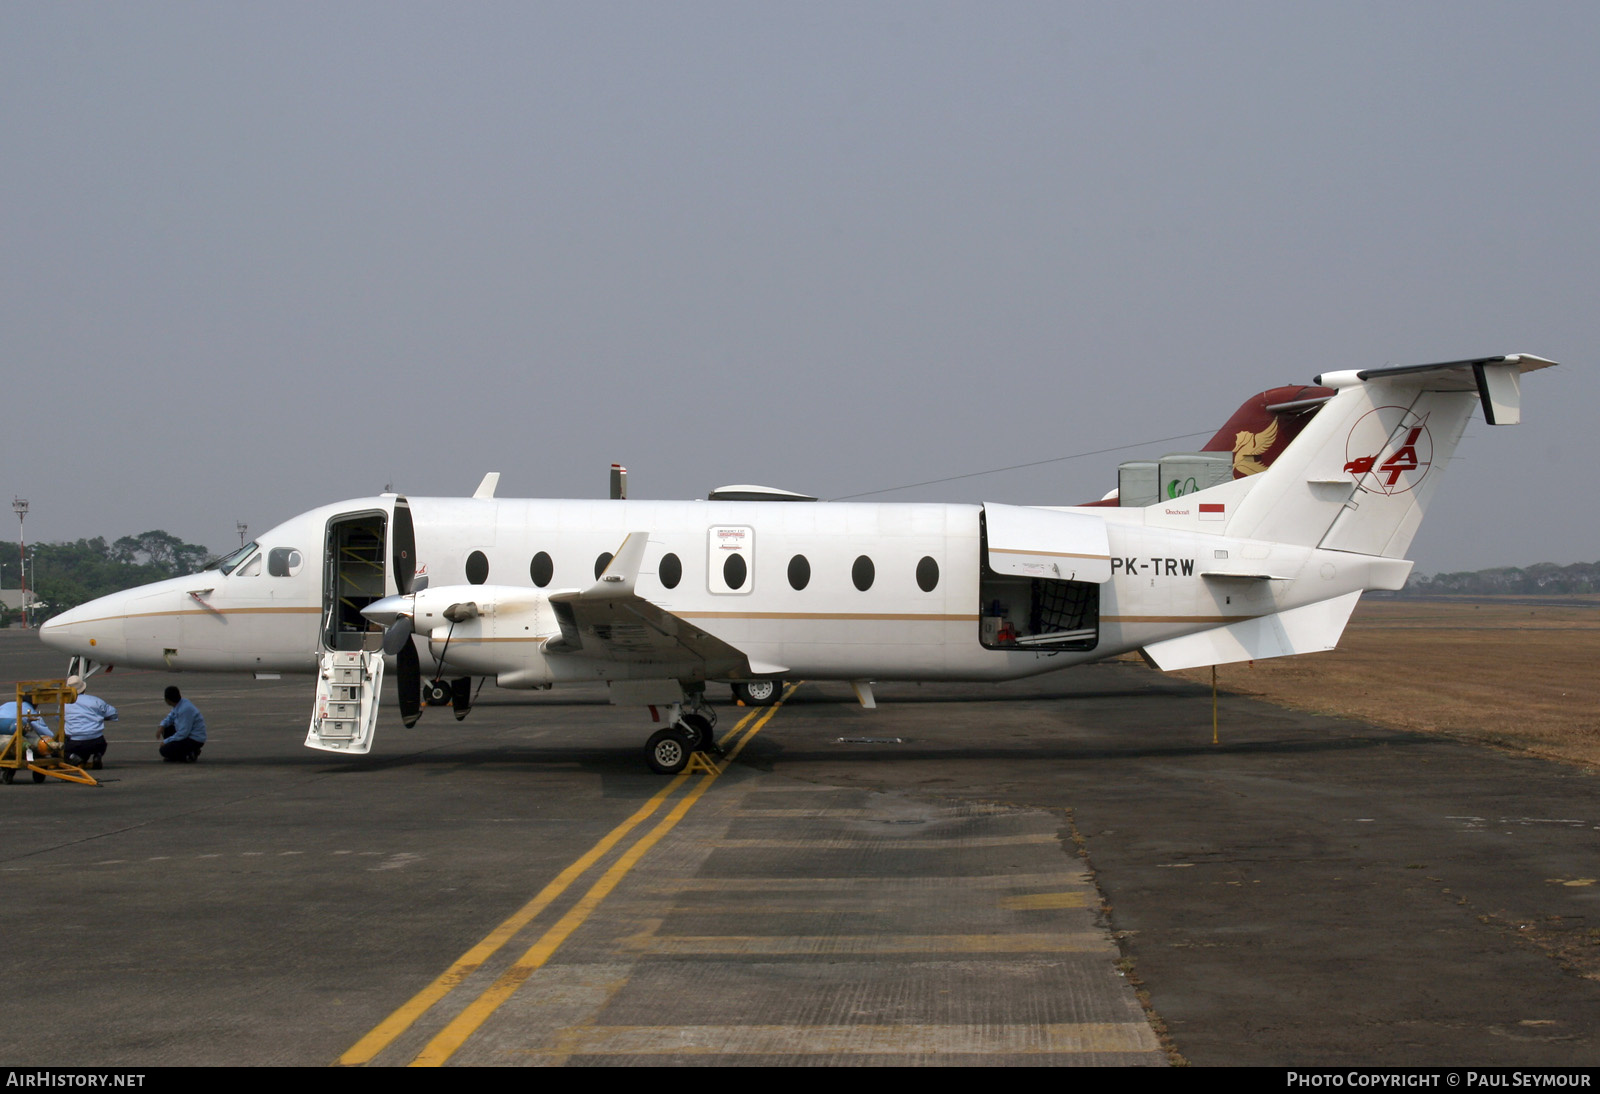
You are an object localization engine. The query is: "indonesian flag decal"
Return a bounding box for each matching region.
[1199,503,1225,521]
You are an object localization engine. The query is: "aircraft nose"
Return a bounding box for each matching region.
[39,592,125,657]
[39,603,85,651]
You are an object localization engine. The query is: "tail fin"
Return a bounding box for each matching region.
[1083,383,1335,507]
[1199,383,1335,476]
[1223,354,1555,558]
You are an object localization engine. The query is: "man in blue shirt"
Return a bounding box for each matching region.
[158,686,206,763]
[63,674,117,770]
[0,698,55,757]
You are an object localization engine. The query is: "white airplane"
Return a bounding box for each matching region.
[40,354,1553,772]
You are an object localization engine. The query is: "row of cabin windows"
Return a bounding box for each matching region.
[461,549,941,594]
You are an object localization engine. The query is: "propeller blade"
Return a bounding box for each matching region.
[392,495,417,594]
[450,677,473,721]
[381,615,414,656]
[397,641,422,728]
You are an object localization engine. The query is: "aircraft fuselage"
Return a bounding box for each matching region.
[40,492,1400,686]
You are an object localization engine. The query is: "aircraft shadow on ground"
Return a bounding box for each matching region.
[735,732,1435,766]
[276,727,1434,776]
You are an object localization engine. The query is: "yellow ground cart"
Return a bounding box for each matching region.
[0,680,99,786]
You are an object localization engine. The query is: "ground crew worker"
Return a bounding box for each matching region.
[0,698,57,757]
[63,675,116,770]
[158,686,206,763]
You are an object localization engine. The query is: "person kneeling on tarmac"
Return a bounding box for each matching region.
[158,686,206,763]
[0,698,57,758]
[63,674,116,770]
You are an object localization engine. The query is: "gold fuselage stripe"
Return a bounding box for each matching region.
[988,547,1110,561]
[51,606,321,627]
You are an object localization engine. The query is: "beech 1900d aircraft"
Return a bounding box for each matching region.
[40,354,1554,773]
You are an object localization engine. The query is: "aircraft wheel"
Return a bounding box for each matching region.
[734,678,781,706]
[645,728,692,775]
[1,768,13,785]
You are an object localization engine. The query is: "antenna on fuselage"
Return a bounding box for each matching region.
[610,464,627,500]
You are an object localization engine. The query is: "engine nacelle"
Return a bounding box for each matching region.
[411,583,562,687]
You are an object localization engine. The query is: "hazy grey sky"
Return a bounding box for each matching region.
[4,2,1594,574]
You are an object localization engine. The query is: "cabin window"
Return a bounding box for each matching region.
[530,552,553,587]
[787,554,810,590]
[268,548,303,577]
[594,552,613,579]
[916,556,939,592]
[659,552,682,589]
[852,555,875,591]
[466,551,489,585]
[707,526,754,595]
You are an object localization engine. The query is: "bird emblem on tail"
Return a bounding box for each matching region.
[1231,419,1278,476]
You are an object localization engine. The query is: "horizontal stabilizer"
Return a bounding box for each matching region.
[1139,591,1361,671]
[1314,354,1556,426]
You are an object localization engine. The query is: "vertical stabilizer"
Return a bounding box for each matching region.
[1222,354,1554,557]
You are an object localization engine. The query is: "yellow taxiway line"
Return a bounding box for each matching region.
[339,685,797,1067]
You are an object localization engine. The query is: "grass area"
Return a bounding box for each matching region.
[1165,598,1600,769]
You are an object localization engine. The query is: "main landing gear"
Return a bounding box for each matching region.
[643,694,722,775]
[731,678,782,706]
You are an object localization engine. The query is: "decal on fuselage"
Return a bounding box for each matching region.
[1110,557,1196,577]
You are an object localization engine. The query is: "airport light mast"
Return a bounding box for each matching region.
[12,498,27,628]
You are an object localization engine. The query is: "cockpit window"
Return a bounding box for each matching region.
[268,548,304,577]
[237,554,262,577]
[215,542,258,575]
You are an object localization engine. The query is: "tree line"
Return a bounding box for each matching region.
[1404,560,1600,597]
[0,531,213,624]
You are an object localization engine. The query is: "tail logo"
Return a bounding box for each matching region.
[1343,408,1433,495]
[1231,419,1279,476]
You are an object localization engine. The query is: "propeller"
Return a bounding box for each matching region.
[360,578,482,731]
[362,574,429,728]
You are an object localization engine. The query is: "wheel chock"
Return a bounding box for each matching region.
[684,752,722,775]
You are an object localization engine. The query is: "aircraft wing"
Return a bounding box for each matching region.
[544,532,753,677]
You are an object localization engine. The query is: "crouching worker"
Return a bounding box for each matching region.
[0,698,56,758]
[63,674,116,770]
[158,686,206,763]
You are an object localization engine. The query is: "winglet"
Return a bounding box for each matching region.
[473,472,501,499]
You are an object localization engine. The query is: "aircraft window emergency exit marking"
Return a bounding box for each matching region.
[339,685,797,1067]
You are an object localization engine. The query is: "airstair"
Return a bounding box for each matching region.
[305,649,383,754]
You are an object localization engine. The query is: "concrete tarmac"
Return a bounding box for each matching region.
[2,630,1596,1066]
